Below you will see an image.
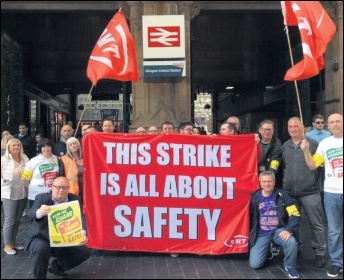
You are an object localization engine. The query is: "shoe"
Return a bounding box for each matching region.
[3,248,16,255]
[170,253,179,257]
[13,245,24,250]
[327,265,343,277]
[266,252,273,260]
[271,245,280,256]
[48,266,70,279]
[297,242,302,257]
[265,242,273,260]
[315,255,326,268]
[285,267,299,279]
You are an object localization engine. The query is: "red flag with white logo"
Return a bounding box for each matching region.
[281,1,336,81]
[87,10,139,85]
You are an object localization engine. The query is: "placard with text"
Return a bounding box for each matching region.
[48,200,83,247]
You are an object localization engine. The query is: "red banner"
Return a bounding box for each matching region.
[83,133,259,255]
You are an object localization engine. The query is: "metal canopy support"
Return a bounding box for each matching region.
[122,82,130,133]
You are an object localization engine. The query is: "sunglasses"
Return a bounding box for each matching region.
[315,121,325,124]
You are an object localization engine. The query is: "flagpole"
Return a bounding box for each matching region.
[122,82,128,133]
[74,85,94,137]
[285,26,305,136]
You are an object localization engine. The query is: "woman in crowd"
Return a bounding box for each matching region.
[102,118,115,133]
[60,137,84,203]
[1,139,29,255]
[193,127,202,135]
[1,131,14,156]
[21,138,60,207]
[1,132,15,208]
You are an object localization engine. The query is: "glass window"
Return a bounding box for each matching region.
[30,99,37,136]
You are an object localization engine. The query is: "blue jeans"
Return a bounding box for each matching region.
[249,228,298,269]
[324,192,343,267]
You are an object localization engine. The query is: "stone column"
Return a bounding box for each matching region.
[323,1,343,116]
[126,1,195,132]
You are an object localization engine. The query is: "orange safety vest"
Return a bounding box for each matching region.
[60,155,80,195]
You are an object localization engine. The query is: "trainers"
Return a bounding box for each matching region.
[3,247,16,255]
[48,266,70,279]
[327,265,343,277]
[285,267,299,279]
[315,255,326,268]
[170,253,179,257]
[266,252,273,260]
[265,242,274,260]
[271,245,280,256]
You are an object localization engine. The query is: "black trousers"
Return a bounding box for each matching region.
[25,238,92,279]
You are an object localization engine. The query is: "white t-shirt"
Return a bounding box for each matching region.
[313,136,343,194]
[22,154,59,200]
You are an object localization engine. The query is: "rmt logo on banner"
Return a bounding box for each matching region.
[148,26,180,47]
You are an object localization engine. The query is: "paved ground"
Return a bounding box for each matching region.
[1,206,342,279]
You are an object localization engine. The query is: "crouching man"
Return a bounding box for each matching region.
[249,171,301,279]
[24,176,92,279]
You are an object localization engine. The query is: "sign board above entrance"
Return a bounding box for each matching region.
[143,61,186,77]
[142,15,185,59]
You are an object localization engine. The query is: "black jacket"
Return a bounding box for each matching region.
[24,192,86,251]
[259,136,282,173]
[249,188,301,249]
[14,133,36,159]
[281,137,321,196]
[53,141,67,156]
[259,136,283,185]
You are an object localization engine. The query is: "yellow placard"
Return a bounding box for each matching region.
[48,200,83,247]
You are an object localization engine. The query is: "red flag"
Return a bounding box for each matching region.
[281,1,336,81]
[87,10,139,85]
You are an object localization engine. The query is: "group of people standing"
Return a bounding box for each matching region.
[249,113,343,279]
[134,123,207,135]
[1,113,343,279]
[1,123,89,278]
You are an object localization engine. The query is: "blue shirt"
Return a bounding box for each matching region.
[306,129,332,143]
[258,193,278,237]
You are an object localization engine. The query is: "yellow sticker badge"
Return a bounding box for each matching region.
[21,169,33,181]
[286,205,300,217]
